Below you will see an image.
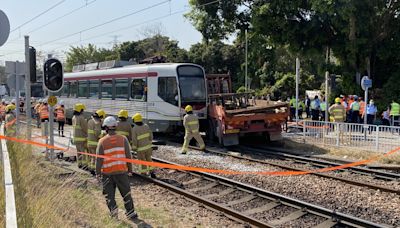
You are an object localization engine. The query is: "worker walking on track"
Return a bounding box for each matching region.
[72,103,88,169]
[5,104,17,150]
[87,109,106,174]
[96,116,138,221]
[116,110,132,143]
[181,105,205,154]
[55,101,66,137]
[131,113,155,177]
[329,98,347,143]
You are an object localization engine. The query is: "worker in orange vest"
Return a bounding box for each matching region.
[39,99,50,122]
[55,101,66,137]
[358,97,365,123]
[96,116,138,221]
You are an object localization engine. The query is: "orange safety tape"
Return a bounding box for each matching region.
[0,134,399,176]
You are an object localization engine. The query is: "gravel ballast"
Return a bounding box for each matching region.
[154,145,400,226]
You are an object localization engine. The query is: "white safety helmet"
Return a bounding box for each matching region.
[102,116,118,128]
[11,99,16,104]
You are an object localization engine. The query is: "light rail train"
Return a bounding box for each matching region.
[58,62,207,133]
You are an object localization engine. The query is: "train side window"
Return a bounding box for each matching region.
[115,79,128,99]
[78,81,88,98]
[70,82,77,98]
[62,82,70,97]
[89,80,99,98]
[131,78,146,101]
[158,77,178,106]
[101,80,113,99]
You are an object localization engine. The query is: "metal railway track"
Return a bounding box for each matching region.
[139,157,389,228]
[194,146,400,195]
[241,145,400,181]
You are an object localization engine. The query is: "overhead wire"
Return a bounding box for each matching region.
[27,0,98,34]
[2,0,222,59]
[10,0,66,33]
[50,0,222,51]
[38,0,171,47]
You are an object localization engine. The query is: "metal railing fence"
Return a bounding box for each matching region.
[285,121,400,153]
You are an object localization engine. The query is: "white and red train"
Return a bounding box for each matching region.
[59,62,207,133]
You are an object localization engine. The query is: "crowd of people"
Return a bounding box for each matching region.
[288,95,400,126]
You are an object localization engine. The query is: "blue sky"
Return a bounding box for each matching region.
[0,0,204,63]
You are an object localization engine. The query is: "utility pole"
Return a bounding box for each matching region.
[24,36,32,140]
[295,58,300,124]
[245,29,248,91]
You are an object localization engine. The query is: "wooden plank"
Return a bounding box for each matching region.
[242,201,280,216]
[224,195,256,206]
[312,219,338,228]
[202,188,235,199]
[187,182,218,192]
[269,210,307,226]
[182,178,201,185]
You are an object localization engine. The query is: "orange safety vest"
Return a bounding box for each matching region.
[99,135,128,174]
[359,101,365,115]
[347,100,353,111]
[56,108,65,121]
[40,105,49,119]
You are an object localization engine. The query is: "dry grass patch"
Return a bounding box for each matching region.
[8,142,131,228]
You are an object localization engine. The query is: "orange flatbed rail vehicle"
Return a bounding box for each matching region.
[206,74,289,146]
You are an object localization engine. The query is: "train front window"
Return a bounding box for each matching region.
[177,66,206,102]
[158,77,178,105]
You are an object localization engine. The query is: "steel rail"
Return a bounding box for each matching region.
[150,157,389,228]
[200,147,400,195]
[243,145,400,180]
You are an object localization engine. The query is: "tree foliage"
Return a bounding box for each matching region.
[186,0,400,105]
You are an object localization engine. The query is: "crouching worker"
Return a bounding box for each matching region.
[96,116,138,221]
[131,113,155,178]
[182,105,205,154]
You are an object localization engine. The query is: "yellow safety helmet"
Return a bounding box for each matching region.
[335,97,341,103]
[96,109,106,119]
[185,105,193,112]
[118,109,128,118]
[132,113,143,123]
[5,104,16,112]
[74,103,86,112]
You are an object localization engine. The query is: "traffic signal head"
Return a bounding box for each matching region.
[29,46,36,83]
[43,58,63,92]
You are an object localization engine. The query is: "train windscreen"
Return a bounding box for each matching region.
[177,65,206,103]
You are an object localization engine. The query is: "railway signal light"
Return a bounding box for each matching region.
[29,46,36,83]
[43,58,64,92]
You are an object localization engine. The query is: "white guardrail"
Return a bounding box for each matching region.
[285,121,400,153]
[1,127,18,227]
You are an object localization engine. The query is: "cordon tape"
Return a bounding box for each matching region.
[1,134,399,176]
